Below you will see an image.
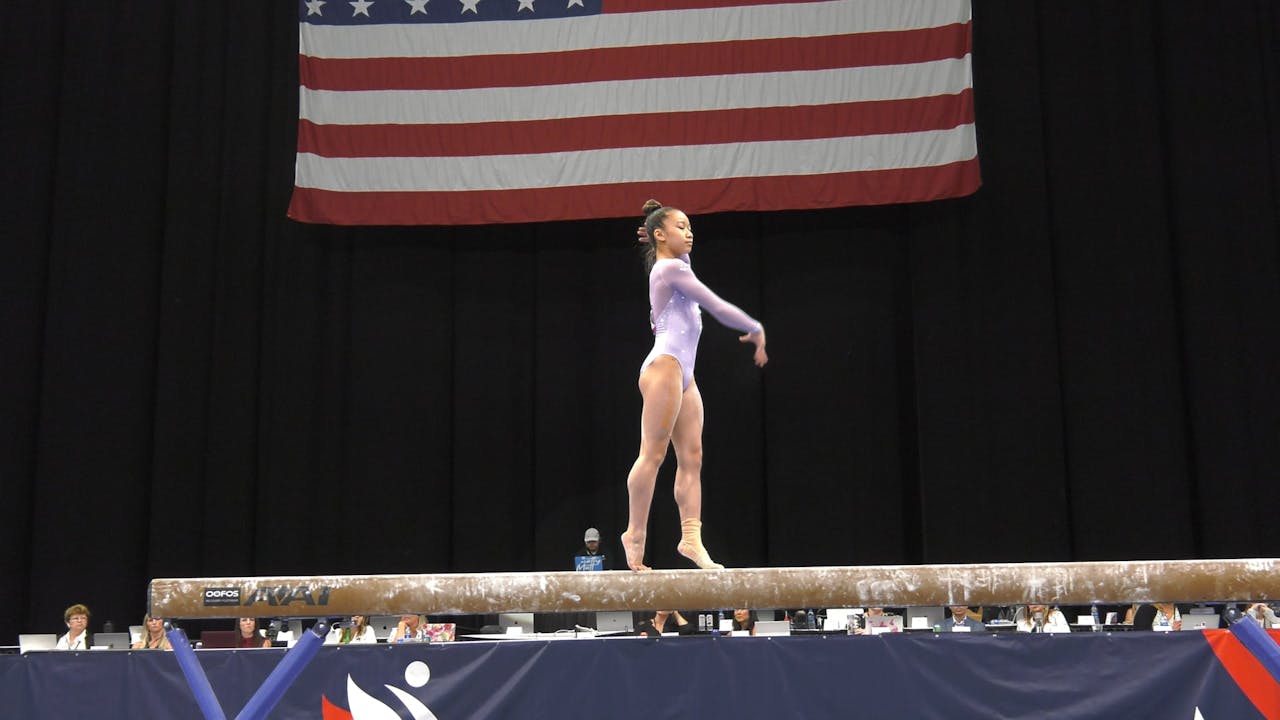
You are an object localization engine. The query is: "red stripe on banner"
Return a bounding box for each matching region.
[1204,629,1280,718]
[298,90,973,158]
[298,23,971,91]
[321,695,354,720]
[288,158,981,226]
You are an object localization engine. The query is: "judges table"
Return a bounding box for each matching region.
[5,630,1278,719]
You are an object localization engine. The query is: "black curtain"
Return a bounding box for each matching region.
[3,1,1277,643]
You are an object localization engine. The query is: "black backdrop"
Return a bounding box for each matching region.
[3,2,1278,643]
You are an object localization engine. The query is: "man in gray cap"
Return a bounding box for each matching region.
[574,527,613,571]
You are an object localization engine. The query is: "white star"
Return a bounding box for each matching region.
[459,0,480,12]
[566,0,582,7]
[350,0,373,16]
[517,0,534,11]
[405,0,429,13]
[305,0,327,15]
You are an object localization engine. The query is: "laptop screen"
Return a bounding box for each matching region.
[199,630,238,649]
[93,632,131,649]
[1179,614,1219,630]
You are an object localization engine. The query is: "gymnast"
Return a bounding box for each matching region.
[620,199,767,571]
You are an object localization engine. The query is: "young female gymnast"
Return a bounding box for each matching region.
[620,199,768,571]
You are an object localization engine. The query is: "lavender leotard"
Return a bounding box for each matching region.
[640,255,762,391]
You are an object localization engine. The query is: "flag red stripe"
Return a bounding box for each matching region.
[288,158,982,226]
[299,23,970,91]
[1204,629,1280,718]
[298,90,972,158]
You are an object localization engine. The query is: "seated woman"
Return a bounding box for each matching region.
[1015,604,1071,633]
[235,617,272,648]
[731,609,756,636]
[1132,603,1182,631]
[56,604,91,650]
[132,614,172,650]
[335,615,377,644]
[388,614,429,643]
[634,610,698,637]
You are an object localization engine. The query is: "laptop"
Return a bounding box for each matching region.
[18,634,57,653]
[863,614,904,634]
[1179,614,1219,630]
[906,607,944,629]
[754,620,791,636]
[596,611,632,633]
[371,616,403,641]
[199,630,238,649]
[93,632,132,649]
[498,613,534,633]
[423,623,456,642]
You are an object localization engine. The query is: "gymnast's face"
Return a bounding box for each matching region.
[655,211,693,257]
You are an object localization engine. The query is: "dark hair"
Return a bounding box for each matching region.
[640,198,676,272]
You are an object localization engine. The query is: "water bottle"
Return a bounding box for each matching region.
[1090,604,1101,632]
[807,609,816,630]
[718,609,725,629]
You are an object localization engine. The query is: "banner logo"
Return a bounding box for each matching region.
[241,584,333,607]
[202,587,242,606]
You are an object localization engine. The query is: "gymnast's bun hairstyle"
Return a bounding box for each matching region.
[640,199,671,272]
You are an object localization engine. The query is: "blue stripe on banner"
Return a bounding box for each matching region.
[299,0,603,25]
[1229,619,1280,685]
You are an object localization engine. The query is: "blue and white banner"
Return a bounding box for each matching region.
[5,630,1278,718]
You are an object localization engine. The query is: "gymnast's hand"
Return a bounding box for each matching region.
[740,328,768,367]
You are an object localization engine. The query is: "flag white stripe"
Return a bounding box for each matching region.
[300,58,971,125]
[299,0,971,59]
[294,124,977,192]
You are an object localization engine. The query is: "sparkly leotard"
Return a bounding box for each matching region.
[640,255,763,391]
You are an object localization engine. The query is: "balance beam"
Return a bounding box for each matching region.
[148,558,1280,619]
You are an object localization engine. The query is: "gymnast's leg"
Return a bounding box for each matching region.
[671,379,721,569]
[622,355,684,571]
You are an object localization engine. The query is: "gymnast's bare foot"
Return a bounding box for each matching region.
[677,518,724,570]
[621,530,650,571]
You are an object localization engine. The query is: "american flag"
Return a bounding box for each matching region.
[289,0,978,226]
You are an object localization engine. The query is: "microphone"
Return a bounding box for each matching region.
[1033,611,1044,632]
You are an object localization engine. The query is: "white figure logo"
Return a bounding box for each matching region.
[343,661,438,720]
